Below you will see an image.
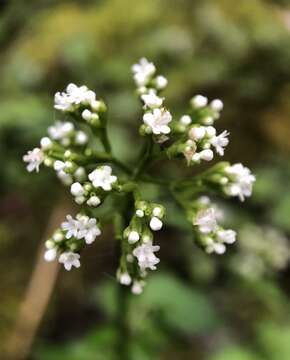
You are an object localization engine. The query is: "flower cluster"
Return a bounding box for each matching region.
[23,58,256,295]
[192,197,236,254]
[44,214,101,270]
[132,58,172,142]
[116,201,164,294]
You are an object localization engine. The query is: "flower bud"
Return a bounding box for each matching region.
[189,126,206,141]
[136,209,144,218]
[40,137,52,150]
[150,217,163,231]
[44,248,57,262]
[200,149,214,161]
[128,231,140,244]
[87,196,101,207]
[180,115,192,126]
[82,109,92,121]
[155,75,168,89]
[210,99,223,111]
[70,182,85,197]
[191,95,208,108]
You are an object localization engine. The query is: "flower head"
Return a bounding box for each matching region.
[59,252,80,271]
[194,208,217,234]
[211,130,229,156]
[88,165,117,191]
[143,108,172,135]
[23,148,44,172]
[133,241,160,271]
[141,90,163,109]
[132,58,156,87]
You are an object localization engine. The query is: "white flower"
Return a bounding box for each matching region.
[48,121,74,140]
[205,126,216,138]
[155,75,168,89]
[224,163,256,201]
[132,58,156,86]
[70,182,85,197]
[149,217,163,231]
[143,108,172,135]
[217,229,237,244]
[59,252,80,271]
[54,83,96,112]
[191,95,208,108]
[61,215,79,239]
[88,165,117,191]
[128,231,140,244]
[141,90,163,108]
[211,130,229,156]
[210,99,223,111]
[118,271,132,285]
[152,207,163,217]
[23,148,44,172]
[87,196,101,207]
[44,248,57,262]
[194,208,217,234]
[133,241,160,271]
[77,215,101,244]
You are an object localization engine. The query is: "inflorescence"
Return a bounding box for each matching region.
[23,58,255,294]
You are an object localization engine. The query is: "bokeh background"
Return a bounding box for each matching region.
[1,0,290,359]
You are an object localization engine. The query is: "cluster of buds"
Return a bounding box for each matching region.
[192,197,236,254]
[116,201,165,294]
[44,214,101,270]
[168,94,229,165]
[23,58,256,295]
[132,58,172,143]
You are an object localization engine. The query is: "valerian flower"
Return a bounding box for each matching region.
[143,108,172,135]
[23,148,44,172]
[59,252,81,271]
[133,241,160,271]
[88,165,117,191]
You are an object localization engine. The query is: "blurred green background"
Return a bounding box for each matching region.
[1,0,290,359]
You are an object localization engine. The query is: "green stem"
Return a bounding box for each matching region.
[100,126,112,154]
[133,138,153,179]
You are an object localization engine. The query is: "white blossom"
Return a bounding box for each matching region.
[48,121,74,140]
[54,83,96,112]
[149,217,163,231]
[205,126,216,138]
[59,252,80,271]
[206,242,226,255]
[77,216,101,244]
[23,148,44,172]
[194,208,217,234]
[188,126,206,141]
[75,131,88,145]
[224,163,256,201]
[141,90,163,108]
[132,58,156,87]
[88,165,117,191]
[217,229,237,244]
[143,108,172,135]
[211,130,229,156]
[61,215,79,239]
[133,241,160,271]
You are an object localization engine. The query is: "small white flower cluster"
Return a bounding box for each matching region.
[222,163,256,202]
[184,125,229,164]
[117,202,164,294]
[54,83,96,112]
[55,83,106,128]
[69,165,118,205]
[44,214,101,270]
[193,198,236,254]
[190,95,224,125]
[47,120,88,147]
[132,58,172,141]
